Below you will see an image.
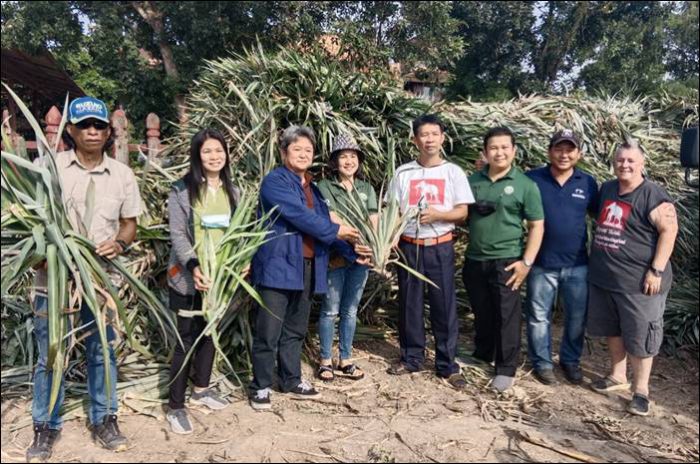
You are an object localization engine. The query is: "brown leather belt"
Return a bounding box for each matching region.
[400,232,453,247]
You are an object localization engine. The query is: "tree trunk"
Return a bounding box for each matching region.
[131,1,187,123]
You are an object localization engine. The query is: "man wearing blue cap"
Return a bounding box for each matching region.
[28,97,142,462]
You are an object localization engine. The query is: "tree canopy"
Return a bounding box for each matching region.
[2,1,697,135]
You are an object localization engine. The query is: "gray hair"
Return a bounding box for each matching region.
[615,139,645,158]
[279,125,316,152]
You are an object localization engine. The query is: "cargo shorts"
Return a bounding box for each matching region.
[586,283,668,357]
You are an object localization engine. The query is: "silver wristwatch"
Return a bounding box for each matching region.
[523,258,533,268]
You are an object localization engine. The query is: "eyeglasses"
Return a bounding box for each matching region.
[75,119,110,130]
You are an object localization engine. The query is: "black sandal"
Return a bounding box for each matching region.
[338,363,364,380]
[316,364,335,382]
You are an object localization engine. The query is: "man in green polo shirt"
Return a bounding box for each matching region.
[463,126,545,393]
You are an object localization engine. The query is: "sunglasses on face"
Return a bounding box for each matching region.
[75,119,110,130]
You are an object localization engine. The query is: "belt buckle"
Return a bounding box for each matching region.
[424,237,435,246]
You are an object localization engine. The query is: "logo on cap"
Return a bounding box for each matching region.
[68,97,109,124]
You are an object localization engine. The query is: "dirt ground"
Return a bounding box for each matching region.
[1,322,698,463]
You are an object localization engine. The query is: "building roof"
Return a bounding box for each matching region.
[1,48,85,105]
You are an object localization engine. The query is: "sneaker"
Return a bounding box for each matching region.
[288,380,321,399]
[166,408,193,435]
[590,376,631,394]
[627,393,651,416]
[560,363,583,385]
[190,389,229,411]
[534,368,558,386]
[491,375,515,393]
[26,424,60,463]
[250,387,272,410]
[91,414,128,451]
[386,363,422,375]
[445,373,467,390]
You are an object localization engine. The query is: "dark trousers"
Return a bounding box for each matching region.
[397,241,459,377]
[463,258,521,377]
[250,259,314,393]
[168,292,215,410]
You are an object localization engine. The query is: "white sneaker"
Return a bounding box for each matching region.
[166,408,193,435]
[190,389,229,410]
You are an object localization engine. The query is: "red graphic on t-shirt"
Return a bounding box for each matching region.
[409,179,445,206]
[597,199,632,230]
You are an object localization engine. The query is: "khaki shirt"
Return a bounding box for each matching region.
[35,149,142,293]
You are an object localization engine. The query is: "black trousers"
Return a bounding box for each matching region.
[249,259,314,393]
[168,290,215,410]
[462,258,521,377]
[397,241,459,377]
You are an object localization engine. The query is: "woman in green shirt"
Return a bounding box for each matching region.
[316,134,377,381]
[166,129,240,434]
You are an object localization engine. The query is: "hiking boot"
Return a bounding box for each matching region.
[26,424,60,463]
[627,393,651,416]
[288,380,321,399]
[91,414,128,451]
[166,408,193,435]
[560,363,583,385]
[190,389,229,410]
[445,373,467,390]
[250,388,272,411]
[534,368,558,386]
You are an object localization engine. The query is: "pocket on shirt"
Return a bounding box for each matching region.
[99,197,123,220]
[93,197,123,242]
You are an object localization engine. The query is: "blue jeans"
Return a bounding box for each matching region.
[32,296,118,429]
[318,263,369,361]
[525,265,588,371]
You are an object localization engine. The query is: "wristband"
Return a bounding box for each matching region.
[115,239,129,253]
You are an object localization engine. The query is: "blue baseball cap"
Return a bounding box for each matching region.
[68,97,110,124]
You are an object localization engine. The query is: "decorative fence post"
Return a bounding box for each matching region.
[111,107,130,165]
[2,108,27,155]
[145,112,161,171]
[44,106,64,152]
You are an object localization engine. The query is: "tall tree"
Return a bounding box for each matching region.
[574,1,674,95]
[449,1,537,100]
[665,1,699,83]
[533,1,592,89]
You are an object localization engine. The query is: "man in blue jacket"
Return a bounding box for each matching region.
[249,125,361,410]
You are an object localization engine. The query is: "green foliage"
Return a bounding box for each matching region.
[3,1,698,123]
[665,1,700,81]
[448,2,538,100]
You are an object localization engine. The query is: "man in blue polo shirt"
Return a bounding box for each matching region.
[525,130,598,385]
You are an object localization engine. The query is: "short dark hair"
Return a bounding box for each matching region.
[483,126,515,149]
[412,114,446,135]
[61,122,115,154]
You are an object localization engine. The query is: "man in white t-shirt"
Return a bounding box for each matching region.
[386,114,475,389]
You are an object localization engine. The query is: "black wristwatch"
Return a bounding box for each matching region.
[649,266,663,277]
[115,239,129,254]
